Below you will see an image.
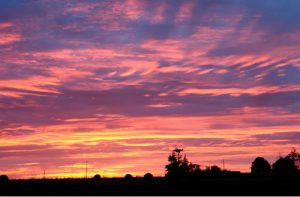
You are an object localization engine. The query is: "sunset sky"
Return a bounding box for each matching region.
[1,0,300,179]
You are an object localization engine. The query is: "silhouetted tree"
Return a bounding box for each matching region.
[124,174,133,179]
[189,164,203,179]
[211,165,222,172]
[272,148,300,177]
[144,173,153,180]
[92,174,101,180]
[272,156,298,177]
[181,155,191,175]
[205,165,222,177]
[189,163,201,173]
[0,175,9,183]
[287,147,300,169]
[251,157,271,177]
[165,148,190,179]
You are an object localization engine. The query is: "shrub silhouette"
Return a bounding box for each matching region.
[93,174,101,180]
[210,165,222,173]
[144,173,153,180]
[124,174,133,179]
[251,157,271,177]
[0,175,9,183]
[205,165,222,177]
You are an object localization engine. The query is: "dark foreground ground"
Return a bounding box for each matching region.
[1,177,300,195]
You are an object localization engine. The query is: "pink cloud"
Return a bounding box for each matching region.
[0,33,21,45]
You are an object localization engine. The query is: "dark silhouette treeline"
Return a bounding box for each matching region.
[165,147,300,180]
[1,147,300,195]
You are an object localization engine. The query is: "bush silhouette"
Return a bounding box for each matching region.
[205,165,222,177]
[144,173,153,180]
[251,157,271,177]
[124,174,133,179]
[0,175,9,183]
[93,174,101,180]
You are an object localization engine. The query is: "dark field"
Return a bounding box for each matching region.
[1,177,300,195]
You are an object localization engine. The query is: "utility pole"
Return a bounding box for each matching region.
[222,159,225,170]
[85,160,88,179]
[43,169,46,179]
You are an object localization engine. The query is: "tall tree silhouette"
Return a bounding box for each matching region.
[165,148,190,179]
[272,157,298,177]
[251,157,271,177]
[272,148,300,177]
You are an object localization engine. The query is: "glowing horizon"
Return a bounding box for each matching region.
[0,0,300,179]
